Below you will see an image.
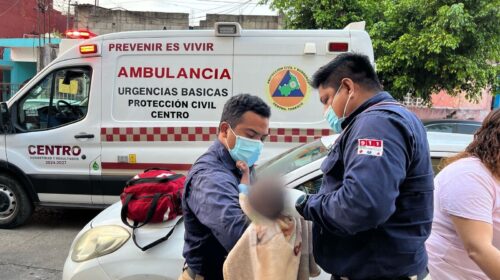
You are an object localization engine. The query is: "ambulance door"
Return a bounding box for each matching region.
[6,63,101,205]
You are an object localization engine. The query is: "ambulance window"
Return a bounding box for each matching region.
[17,67,91,131]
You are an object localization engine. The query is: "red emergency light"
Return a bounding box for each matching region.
[65,29,97,39]
[328,42,349,52]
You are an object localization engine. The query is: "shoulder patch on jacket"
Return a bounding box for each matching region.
[357,139,383,157]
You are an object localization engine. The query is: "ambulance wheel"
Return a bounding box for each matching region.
[0,175,33,228]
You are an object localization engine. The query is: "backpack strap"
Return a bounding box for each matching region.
[131,216,184,251]
[121,193,162,228]
[125,173,184,187]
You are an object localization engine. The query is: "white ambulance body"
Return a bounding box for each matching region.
[0,23,373,228]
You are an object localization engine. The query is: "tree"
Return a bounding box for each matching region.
[265,0,500,101]
[266,0,365,29]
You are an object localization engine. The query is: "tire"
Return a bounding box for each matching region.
[0,175,33,228]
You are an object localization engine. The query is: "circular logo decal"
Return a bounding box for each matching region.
[267,66,311,111]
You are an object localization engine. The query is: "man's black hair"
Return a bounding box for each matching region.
[311,53,382,91]
[220,94,271,128]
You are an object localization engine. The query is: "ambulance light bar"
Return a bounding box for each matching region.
[66,29,97,39]
[215,22,241,37]
[80,44,98,54]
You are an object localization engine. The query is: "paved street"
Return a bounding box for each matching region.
[0,207,101,280]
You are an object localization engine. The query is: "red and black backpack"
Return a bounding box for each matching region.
[120,168,185,251]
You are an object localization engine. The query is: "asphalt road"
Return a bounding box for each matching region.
[0,207,101,280]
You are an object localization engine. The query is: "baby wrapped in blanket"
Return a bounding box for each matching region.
[223,161,320,280]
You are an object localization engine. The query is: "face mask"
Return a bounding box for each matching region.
[225,126,263,167]
[324,84,352,133]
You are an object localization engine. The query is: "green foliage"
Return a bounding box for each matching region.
[269,0,366,29]
[264,0,500,101]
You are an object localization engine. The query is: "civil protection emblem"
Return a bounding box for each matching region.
[266,66,311,111]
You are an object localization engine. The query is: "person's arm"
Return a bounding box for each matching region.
[451,216,500,279]
[303,114,411,235]
[188,171,249,251]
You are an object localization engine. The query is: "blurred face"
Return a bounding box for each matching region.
[219,111,269,150]
[247,176,284,219]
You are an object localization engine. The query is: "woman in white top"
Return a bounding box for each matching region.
[426,109,500,280]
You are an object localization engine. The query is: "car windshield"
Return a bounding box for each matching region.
[257,138,329,176]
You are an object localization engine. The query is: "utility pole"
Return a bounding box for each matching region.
[48,0,51,44]
[190,8,194,27]
[67,0,71,30]
[74,1,79,29]
[36,4,41,46]
[36,5,41,71]
[41,0,46,45]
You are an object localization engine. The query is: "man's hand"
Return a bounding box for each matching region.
[236,160,249,174]
[236,160,250,185]
[295,194,309,217]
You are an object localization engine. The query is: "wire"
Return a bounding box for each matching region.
[0,0,21,18]
[188,2,244,23]
[106,0,154,4]
[189,5,242,20]
[112,0,259,3]
[248,1,258,15]
[180,0,258,3]
[222,0,253,14]
[238,0,253,14]
[73,0,268,25]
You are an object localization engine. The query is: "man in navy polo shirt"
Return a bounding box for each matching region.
[296,53,433,280]
[180,94,270,280]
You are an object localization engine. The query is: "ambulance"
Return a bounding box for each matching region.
[0,22,373,228]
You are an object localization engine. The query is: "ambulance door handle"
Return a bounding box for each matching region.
[74,133,95,139]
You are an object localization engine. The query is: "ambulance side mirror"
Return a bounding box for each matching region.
[0,102,13,133]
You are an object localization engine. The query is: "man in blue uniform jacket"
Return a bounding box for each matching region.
[180,94,270,280]
[296,53,434,280]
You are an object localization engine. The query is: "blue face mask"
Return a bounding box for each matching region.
[226,126,263,167]
[324,85,352,133]
[324,106,343,133]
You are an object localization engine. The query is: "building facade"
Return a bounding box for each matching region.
[0,0,68,101]
[74,5,189,35]
[197,14,282,29]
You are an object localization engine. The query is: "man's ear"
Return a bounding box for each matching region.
[219,122,229,138]
[341,78,355,97]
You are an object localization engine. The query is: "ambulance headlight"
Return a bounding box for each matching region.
[71,225,130,262]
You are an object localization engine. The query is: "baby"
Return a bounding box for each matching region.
[224,162,320,280]
[236,161,284,220]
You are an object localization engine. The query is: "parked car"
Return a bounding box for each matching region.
[426,131,473,173]
[423,119,481,135]
[63,132,472,280]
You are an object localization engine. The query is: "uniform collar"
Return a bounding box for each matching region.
[213,139,240,173]
[342,91,395,129]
